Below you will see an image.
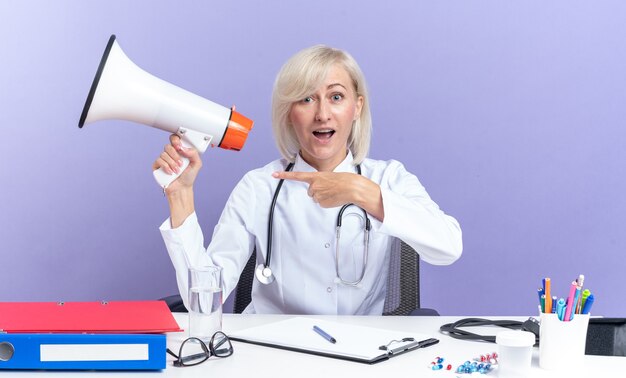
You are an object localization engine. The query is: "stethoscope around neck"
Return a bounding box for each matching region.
[255,162,372,286]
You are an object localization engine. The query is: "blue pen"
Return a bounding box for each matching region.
[570,287,581,320]
[582,294,595,314]
[313,325,337,344]
[551,296,557,313]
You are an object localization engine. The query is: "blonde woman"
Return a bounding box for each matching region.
[155,45,462,315]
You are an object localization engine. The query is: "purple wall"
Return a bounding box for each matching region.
[2,1,625,316]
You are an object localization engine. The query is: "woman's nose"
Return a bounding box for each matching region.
[315,101,331,122]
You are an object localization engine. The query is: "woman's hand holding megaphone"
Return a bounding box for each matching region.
[153,134,203,228]
[152,104,237,193]
[153,134,203,191]
[152,105,239,228]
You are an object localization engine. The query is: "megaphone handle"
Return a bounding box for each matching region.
[152,140,192,189]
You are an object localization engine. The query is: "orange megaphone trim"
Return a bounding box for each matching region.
[220,111,254,151]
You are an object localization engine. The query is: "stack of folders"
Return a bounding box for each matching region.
[0,301,182,370]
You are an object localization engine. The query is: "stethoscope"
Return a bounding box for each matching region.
[255,162,372,286]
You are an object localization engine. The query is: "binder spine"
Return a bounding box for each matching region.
[0,333,166,370]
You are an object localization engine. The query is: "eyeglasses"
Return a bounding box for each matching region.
[166,331,234,367]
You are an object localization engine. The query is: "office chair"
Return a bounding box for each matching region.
[161,238,437,316]
[382,238,439,316]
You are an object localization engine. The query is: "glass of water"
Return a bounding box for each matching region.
[188,266,223,341]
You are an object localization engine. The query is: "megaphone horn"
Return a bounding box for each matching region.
[79,34,253,189]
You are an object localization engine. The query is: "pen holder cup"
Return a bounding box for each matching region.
[188,266,223,342]
[539,313,589,371]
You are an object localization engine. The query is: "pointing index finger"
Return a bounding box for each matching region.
[272,171,315,183]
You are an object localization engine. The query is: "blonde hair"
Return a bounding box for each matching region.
[271,45,372,164]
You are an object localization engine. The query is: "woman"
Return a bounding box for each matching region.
[156,45,462,315]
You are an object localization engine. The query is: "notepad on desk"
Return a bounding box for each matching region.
[229,317,438,364]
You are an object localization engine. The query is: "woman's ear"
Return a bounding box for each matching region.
[354,95,364,121]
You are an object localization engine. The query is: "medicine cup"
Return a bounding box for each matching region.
[495,330,536,378]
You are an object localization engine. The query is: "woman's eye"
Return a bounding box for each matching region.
[331,94,343,101]
[302,96,314,103]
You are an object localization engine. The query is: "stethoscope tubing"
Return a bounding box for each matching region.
[265,163,293,269]
[257,162,371,286]
[334,203,371,286]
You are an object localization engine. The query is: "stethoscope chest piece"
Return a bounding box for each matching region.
[255,264,275,285]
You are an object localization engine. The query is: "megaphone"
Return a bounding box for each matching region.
[79,35,254,189]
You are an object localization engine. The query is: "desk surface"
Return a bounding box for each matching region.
[9,313,626,377]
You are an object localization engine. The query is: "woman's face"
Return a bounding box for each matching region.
[288,64,363,172]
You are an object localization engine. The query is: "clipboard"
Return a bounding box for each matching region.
[0,301,182,334]
[229,317,439,364]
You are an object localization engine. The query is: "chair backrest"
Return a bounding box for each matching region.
[382,238,421,315]
[232,250,257,313]
[232,238,423,315]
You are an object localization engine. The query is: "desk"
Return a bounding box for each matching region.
[8,314,626,377]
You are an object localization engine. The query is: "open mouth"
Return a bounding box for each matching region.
[313,129,335,140]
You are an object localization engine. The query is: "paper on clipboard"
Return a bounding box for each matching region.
[229,317,437,364]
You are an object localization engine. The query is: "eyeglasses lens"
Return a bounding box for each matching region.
[211,332,234,358]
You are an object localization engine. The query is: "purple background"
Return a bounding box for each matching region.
[1,1,625,316]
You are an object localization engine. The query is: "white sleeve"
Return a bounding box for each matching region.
[373,161,463,265]
[159,174,257,309]
[159,212,210,310]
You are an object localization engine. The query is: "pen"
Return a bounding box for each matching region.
[564,281,577,322]
[582,294,594,314]
[544,278,552,314]
[556,298,566,321]
[575,274,585,313]
[571,286,581,319]
[313,325,337,344]
[576,274,585,288]
[581,289,591,312]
